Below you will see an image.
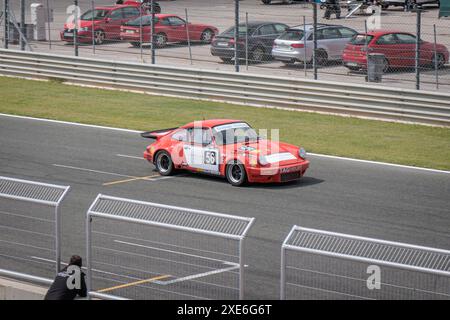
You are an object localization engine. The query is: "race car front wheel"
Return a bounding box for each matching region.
[226,162,247,187]
[155,151,174,176]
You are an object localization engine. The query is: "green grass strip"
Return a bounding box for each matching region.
[1,76,449,170]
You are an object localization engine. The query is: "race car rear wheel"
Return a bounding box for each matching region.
[155,151,174,176]
[226,162,247,187]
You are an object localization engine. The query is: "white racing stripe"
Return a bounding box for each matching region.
[2,113,449,175]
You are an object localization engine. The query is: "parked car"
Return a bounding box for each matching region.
[120,14,219,47]
[60,4,155,45]
[142,119,309,186]
[379,0,440,9]
[211,21,289,63]
[272,24,357,66]
[261,0,299,4]
[342,31,449,71]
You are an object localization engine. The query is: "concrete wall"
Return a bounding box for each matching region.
[0,277,48,300]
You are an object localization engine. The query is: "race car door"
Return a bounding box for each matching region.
[183,127,220,174]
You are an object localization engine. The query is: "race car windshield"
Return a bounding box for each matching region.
[80,9,109,21]
[213,123,259,145]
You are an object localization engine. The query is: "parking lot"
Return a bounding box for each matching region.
[3,0,449,91]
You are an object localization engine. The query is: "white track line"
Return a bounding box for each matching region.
[52,164,175,182]
[2,113,449,175]
[114,240,239,266]
[116,154,144,160]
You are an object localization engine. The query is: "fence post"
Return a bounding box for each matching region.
[20,0,25,50]
[92,0,95,54]
[185,8,192,65]
[364,20,368,82]
[55,206,61,273]
[151,0,155,64]
[46,0,51,49]
[234,0,239,72]
[86,212,92,300]
[239,238,244,299]
[280,246,286,300]
[303,15,307,77]
[3,0,8,49]
[313,1,317,80]
[245,12,248,70]
[415,7,421,90]
[139,3,142,60]
[433,24,439,90]
[74,0,78,56]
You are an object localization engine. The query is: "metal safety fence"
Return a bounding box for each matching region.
[0,176,70,283]
[86,194,254,300]
[0,0,448,92]
[281,226,450,300]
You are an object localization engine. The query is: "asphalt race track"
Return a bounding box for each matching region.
[0,114,449,299]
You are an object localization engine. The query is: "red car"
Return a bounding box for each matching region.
[60,4,145,45]
[343,30,449,71]
[120,14,219,48]
[142,119,309,186]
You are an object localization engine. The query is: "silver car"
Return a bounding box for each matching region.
[272,24,357,66]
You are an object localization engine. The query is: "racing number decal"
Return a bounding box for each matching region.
[204,151,217,165]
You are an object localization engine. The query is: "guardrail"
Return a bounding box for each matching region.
[1,49,450,126]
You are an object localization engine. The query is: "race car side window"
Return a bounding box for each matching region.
[189,128,212,145]
[172,129,188,142]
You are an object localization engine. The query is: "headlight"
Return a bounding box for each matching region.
[258,155,268,166]
[298,147,306,159]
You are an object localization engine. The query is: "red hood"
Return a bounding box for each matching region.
[233,139,301,164]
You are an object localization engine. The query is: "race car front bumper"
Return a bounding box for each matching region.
[246,160,310,183]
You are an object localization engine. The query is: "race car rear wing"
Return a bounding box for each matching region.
[140,127,178,139]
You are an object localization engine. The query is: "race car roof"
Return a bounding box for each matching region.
[181,119,244,129]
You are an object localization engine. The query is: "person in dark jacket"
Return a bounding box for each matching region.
[323,0,341,19]
[44,255,87,300]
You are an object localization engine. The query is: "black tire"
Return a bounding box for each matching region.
[261,0,271,4]
[431,53,445,69]
[226,162,247,187]
[155,32,168,48]
[251,46,265,63]
[154,151,174,176]
[94,30,105,45]
[220,57,233,63]
[130,42,140,48]
[200,29,214,44]
[315,49,328,66]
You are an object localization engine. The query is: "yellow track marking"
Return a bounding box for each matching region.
[96,274,171,293]
[103,175,160,186]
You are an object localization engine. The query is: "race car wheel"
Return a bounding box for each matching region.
[155,151,174,176]
[226,162,247,187]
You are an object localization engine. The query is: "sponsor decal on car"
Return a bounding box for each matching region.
[280,166,302,173]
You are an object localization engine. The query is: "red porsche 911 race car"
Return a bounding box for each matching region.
[142,119,309,186]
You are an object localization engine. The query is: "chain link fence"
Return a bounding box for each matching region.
[0,0,448,91]
[281,226,450,300]
[86,194,254,300]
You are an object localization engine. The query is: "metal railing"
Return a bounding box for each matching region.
[0,176,70,282]
[1,49,450,126]
[86,194,254,300]
[281,226,450,300]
